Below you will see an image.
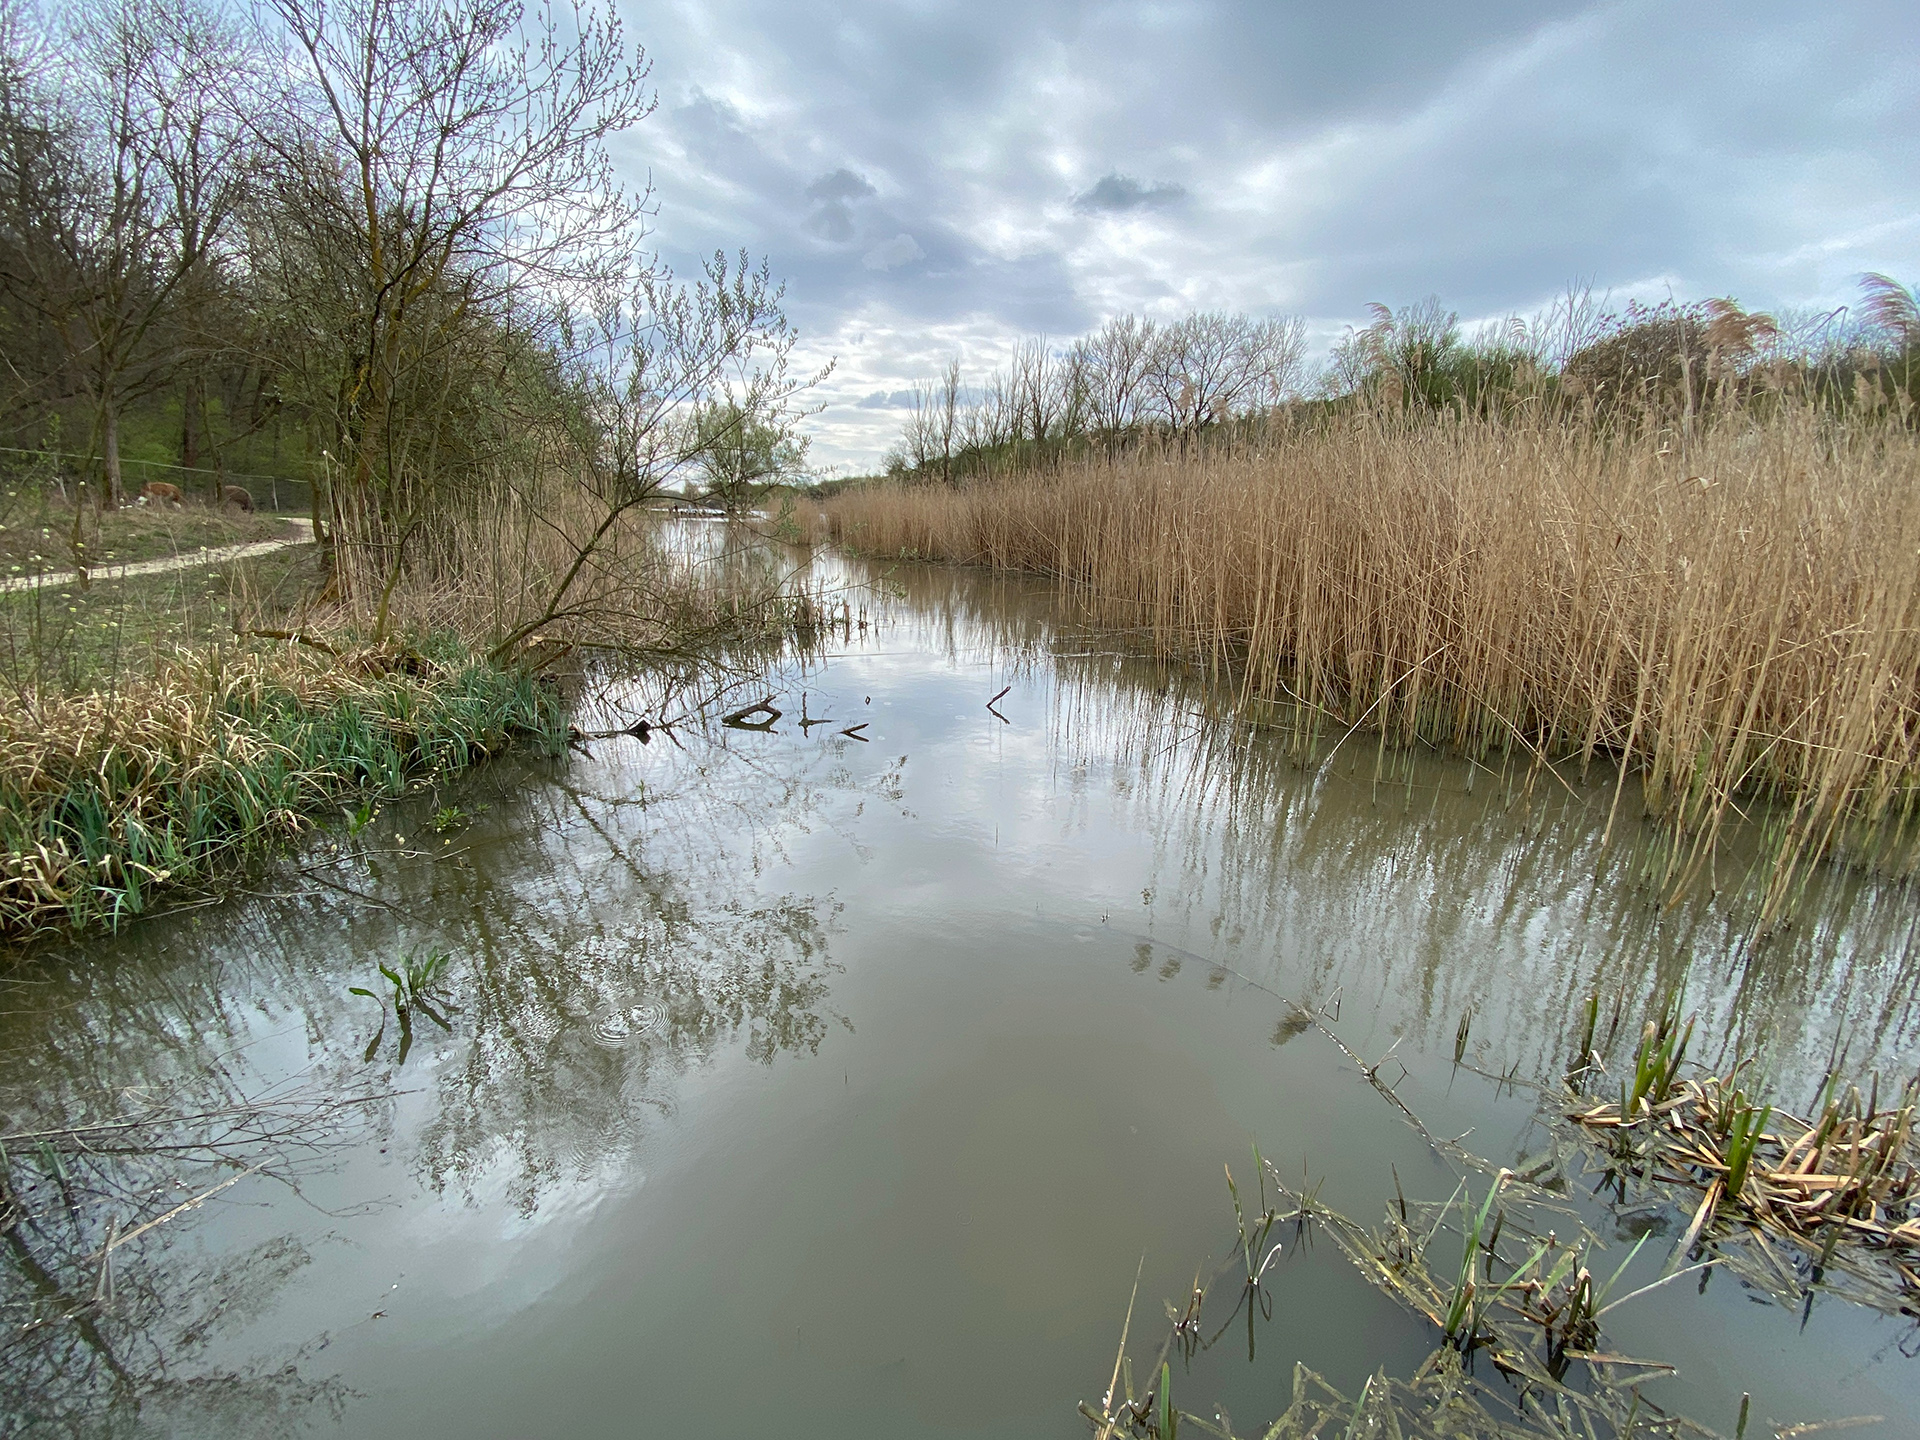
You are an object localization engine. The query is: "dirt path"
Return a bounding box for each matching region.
[0,518,315,596]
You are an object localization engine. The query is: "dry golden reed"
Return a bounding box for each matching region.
[824,406,1920,916]
[334,472,818,662]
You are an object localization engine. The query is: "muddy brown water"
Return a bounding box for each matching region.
[5,538,1920,1437]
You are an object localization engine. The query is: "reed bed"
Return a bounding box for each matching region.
[825,407,1920,915]
[0,639,562,942]
[334,473,829,663]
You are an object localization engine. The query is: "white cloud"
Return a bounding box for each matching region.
[862,233,926,270]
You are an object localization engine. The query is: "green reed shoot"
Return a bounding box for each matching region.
[1442,1174,1509,1346]
[1623,1006,1694,1117]
[1567,990,1600,1090]
[1225,1157,1279,1288]
[1723,1103,1773,1198]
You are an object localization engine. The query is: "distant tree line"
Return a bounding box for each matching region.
[0,0,814,616]
[887,312,1309,480]
[884,279,1920,484]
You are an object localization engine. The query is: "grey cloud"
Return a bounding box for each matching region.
[618,0,1920,471]
[805,168,878,243]
[855,390,917,409]
[1073,174,1187,213]
[808,168,877,203]
[810,204,858,243]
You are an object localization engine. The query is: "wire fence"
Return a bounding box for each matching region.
[0,445,314,514]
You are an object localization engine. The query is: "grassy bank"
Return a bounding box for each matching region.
[824,406,1920,917]
[3,543,320,695]
[1,490,294,575]
[0,637,562,942]
[0,493,823,946]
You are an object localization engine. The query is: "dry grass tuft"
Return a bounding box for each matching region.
[0,639,560,942]
[824,405,1920,915]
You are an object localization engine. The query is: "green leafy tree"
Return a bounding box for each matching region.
[687,397,808,510]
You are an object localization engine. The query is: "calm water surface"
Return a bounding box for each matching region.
[5,543,1920,1437]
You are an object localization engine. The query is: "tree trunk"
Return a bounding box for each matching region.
[101,400,124,507]
[181,373,201,480]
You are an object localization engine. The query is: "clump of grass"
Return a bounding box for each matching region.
[1084,1157,1748,1440]
[1622,1005,1694,1118]
[351,945,456,1063]
[825,401,1920,919]
[1569,1040,1920,1314]
[0,637,563,942]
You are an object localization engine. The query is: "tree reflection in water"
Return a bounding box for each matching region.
[0,717,856,1432]
[414,878,839,1213]
[0,1090,354,1437]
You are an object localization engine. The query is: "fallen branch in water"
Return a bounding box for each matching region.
[721,698,781,729]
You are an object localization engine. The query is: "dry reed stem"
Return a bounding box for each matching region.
[331,475,821,659]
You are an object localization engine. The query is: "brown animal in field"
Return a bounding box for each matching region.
[139,481,183,508]
[220,484,255,512]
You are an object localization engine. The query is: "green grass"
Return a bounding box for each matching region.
[0,490,293,574]
[1,544,322,696]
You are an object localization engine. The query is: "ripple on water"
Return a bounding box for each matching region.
[590,1002,664,1047]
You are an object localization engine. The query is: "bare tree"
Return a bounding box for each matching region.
[1148,311,1306,437]
[254,0,657,606]
[1010,336,1063,445]
[884,309,1309,479]
[0,3,76,431]
[929,357,961,483]
[1081,314,1157,443]
[481,250,824,660]
[0,0,247,505]
[961,369,1015,454]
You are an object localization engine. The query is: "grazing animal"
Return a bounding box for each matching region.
[220,484,255,512]
[139,481,183,508]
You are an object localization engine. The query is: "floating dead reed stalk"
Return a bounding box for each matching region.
[1081,1156,1780,1440]
[826,403,1920,918]
[1569,1028,1920,1314]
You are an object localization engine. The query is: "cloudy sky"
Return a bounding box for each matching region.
[606,0,1920,472]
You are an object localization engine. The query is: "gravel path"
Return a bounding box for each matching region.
[0,518,315,595]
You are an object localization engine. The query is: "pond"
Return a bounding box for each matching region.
[4,539,1918,1437]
